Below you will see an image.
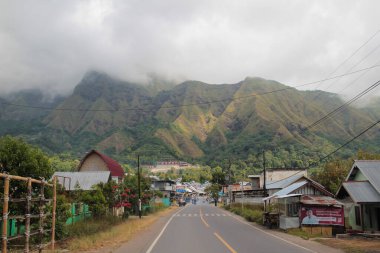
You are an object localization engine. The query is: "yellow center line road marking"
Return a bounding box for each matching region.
[220,209,317,253]
[214,232,238,253]
[200,208,210,228]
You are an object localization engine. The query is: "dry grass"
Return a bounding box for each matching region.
[60,206,177,252]
[316,238,380,253]
[287,228,318,240]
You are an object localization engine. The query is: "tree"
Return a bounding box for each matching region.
[311,150,380,194]
[205,184,221,200]
[311,160,351,194]
[0,135,53,179]
[50,155,79,172]
[211,166,226,185]
[81,185,107,217]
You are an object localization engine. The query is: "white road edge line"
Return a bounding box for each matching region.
[146,207,186,253]
[222,210,317,253]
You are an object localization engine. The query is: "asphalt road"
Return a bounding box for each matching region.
[145,200,328,253]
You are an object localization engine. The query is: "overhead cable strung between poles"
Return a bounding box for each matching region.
[303,79,380,131]
[309,118,380,167]
[311,29,380,93]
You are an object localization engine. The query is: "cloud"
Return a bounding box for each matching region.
[0,0,379,97]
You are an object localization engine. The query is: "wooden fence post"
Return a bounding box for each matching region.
[2,176,10,253]
[38,182,45,253]
[25,178,32,253]
[51,176,57,252]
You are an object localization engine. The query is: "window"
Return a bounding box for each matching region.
[287,203,300,217]
[355,206,361,226]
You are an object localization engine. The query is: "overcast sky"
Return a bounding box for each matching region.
[0,0,380,96]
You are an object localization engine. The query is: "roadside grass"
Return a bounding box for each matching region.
[316,238,380,253]
[60,206,177,252]
[224,203,264,224]
[286,228,322,240]
[66,216,123,238]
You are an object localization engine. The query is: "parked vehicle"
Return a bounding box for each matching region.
[178,198,186,206]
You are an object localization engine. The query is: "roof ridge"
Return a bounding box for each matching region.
[266,171,305,185]
[344,180,370,183]
[355,160,380,162]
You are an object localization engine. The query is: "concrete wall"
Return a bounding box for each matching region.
[234,196,263,204]
[79,153,108,172]
[280,216,299,230]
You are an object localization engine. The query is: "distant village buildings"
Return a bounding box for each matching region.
[142,160,194,173]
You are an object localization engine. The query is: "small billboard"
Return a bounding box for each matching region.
[300,206,344,226]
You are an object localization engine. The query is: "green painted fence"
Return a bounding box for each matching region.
[0,219,25,237]
[66,203,91,225]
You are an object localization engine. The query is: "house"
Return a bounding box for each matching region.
[263,176,344,232]
[223,169,308,205]
[247,168,307,194]
[265,171,308,196]
[336,160,380,232]
[151,179,175,198]
[52,171,111,191]
[77,150,125,182]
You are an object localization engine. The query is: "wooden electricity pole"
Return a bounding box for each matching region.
[137,155,142,219]
[2,176,10,253]
[263,151,267,197]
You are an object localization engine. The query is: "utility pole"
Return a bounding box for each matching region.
[241,173,244,210]
[137,155,142,219]
[228,159,232,205]
[263,151,267,197]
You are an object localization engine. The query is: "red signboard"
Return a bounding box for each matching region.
[300,206,344,226]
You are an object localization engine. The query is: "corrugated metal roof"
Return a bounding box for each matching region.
[271,181,308,196]
[300,195,343,206]
[342,181,380,203]
[276,194,302,199]
[352,160,380,193]
[266,171,305,189]
[53,171,111,191]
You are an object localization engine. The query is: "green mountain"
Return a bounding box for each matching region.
[1,71,380,166]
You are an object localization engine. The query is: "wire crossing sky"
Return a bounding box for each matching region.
[0,0,379,96]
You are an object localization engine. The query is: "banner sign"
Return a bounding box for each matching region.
[300,206,344,226]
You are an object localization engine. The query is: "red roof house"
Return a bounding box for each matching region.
[77,150,124,181]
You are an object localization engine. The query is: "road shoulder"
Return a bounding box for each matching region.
[221,208,344,253]
[77,206,180,253]
[111,206,180,253]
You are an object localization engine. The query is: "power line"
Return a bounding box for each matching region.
[309,118,380,167]
[334,59,380,94]
[1,64,379,113]
[291,30,380,127]
[303,79,380,131]
[255,78,380,165]
[313,29,380,92]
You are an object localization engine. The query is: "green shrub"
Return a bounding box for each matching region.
[224,204,263,225]
[67,216,122,237]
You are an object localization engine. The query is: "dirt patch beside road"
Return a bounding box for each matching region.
[316,238,380,253]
